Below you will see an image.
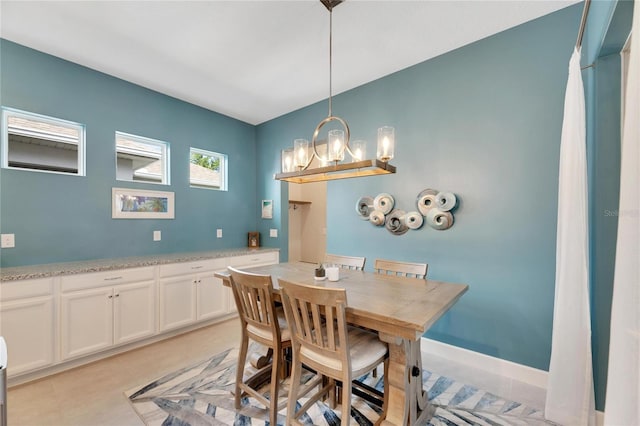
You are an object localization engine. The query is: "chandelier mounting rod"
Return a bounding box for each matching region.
[329,6,333,116]
[321,0,343,117]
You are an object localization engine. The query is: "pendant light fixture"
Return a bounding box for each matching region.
[274,0,396,184]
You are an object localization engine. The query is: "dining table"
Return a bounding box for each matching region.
[215,261,468,426]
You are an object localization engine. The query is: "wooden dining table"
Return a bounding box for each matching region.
[215,261,468,426]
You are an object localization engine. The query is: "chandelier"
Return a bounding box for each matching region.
[274,0,396,184]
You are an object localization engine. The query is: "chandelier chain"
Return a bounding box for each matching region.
[329,8,333,117]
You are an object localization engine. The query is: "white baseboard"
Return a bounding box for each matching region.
[421,337,605,423]
[420,337,548,389]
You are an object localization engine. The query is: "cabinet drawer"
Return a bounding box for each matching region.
[229,251,279,267]
[61,266,155,292]
[159,260,218,278]
[1,278,53,302]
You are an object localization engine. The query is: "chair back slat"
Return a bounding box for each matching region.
[325,306,337,351]
[325,253,366,271]
[373,258,428,279]
[228,266,279,340]
[311,304,323,346]
[300,300,313,341]
[279,279,349,367]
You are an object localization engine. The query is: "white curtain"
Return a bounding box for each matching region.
[544,46,596,426]
[604,0,640,423]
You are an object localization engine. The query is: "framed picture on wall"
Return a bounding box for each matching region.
[248,232,260,248]
[112,187,175,219]
[261,200,273,219]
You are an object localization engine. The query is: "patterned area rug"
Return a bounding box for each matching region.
[126,346,555,426]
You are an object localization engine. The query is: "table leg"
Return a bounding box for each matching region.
[378,334,435,426]
[249,347,273,369]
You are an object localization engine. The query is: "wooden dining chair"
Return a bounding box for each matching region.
[228,266,291,425]
[279,279,389,426]
[324,253,366,271]
[374,258,428,279]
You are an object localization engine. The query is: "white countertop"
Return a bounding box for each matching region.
[0,247,279,282]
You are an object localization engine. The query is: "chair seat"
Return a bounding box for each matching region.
[246,308,291,342]
[300,326,386,373]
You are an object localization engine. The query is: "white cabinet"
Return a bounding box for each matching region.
[223,251,280,314]
[0,278,55,376]
[114,281,156,345]
[157,274,196,331]
[60,267,155,360]
[197,274,227,321]
[158,260,227,332]
[60,286,113,359]
[1,249,278,382]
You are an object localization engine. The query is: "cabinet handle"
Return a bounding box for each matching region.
[191,266,203,270]
[115,294,120,298]
[104,276,123,281]
[108,295,113,299]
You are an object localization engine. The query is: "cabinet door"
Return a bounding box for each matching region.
[196,275,227,321]
[113,280,156,345]
[60,287,113,360]
[0,296,54,375]
[158,275,196,332]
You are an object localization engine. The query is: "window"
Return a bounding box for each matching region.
[190,147,227,190]
[1,107,86,175]
[116,132,169,185]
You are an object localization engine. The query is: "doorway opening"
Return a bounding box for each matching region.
[288,181,326,264]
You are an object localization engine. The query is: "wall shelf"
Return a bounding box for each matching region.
[289,200,311,210]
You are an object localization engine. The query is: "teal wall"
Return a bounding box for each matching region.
[259,2,581,369]
[257,2,629,411]
[590,52,620,414]
[0,39,258,267]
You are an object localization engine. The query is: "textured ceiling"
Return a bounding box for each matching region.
[0,0,578,125]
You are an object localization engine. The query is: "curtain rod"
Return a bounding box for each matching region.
[576,0,592,49]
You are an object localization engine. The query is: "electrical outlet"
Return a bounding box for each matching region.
[216,228,223,238]
[270,229,278,238]
[1,233,15,248]
[153,230,161,241]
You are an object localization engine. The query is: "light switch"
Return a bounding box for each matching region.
[217,228,223,238]
[270,229,278,238]
[153,230,161,241]
[1,233,15,248]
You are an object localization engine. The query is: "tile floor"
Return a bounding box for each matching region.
[6,318,547,425]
